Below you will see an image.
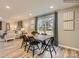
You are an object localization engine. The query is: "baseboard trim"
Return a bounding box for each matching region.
[59,44,79,51]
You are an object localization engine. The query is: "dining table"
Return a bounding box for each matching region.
[35,34,53,41]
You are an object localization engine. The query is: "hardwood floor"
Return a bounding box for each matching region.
[0,39,79,58]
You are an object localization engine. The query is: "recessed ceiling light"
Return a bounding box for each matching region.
[6,5,10,9]
[50,6,54,9]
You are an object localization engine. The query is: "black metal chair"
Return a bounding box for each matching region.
[21,35,29,50]
[27,36,40,57]
[38,37,56,58]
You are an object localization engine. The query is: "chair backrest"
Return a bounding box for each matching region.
[50,37,54,45]
[28,36,40,45]
[45,37,54,46]
[27,36,35,42]
[22,35,29,42]
[6,30,16,38]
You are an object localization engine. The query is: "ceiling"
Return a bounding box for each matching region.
[0,0,78,21]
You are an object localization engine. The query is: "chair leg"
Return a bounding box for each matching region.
[52,46,56,54]
[32,45,35,57]
[49,46,53,58]
[37,44,40,50]
[21,40,24,48]
[24,44,27,51]
[38,45,47,56]
[27,45,31,53]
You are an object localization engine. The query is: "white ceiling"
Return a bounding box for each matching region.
[0,0,78,21]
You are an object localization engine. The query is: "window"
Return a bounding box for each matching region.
[37,14,55,36]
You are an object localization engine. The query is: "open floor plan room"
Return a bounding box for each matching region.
[0,0,79,58]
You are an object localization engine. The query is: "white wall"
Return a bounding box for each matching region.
[23,17,35,34]
[58,5,79,49]
[10,22,17,30]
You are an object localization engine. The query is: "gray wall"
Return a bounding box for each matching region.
[58,5,79,49]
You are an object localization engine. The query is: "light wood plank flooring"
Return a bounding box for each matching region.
[0,39,79,58]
